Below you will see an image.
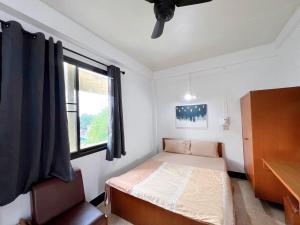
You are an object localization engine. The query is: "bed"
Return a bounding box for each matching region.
[106,138,235,225]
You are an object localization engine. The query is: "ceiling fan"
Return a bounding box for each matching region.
[145,0,212,39]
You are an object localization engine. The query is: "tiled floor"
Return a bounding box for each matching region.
[232,179,285,225]
[99,178,286,225]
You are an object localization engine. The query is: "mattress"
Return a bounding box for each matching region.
[106,153,234,225]
[152,151,227,172]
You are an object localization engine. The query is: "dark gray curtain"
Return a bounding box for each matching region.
[106,65,126,161]
[0,21,74,206]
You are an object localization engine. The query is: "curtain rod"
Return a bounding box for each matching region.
[63,47,125,75]
[0,19,125,75]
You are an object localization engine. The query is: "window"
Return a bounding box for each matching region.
[63,56,109,159]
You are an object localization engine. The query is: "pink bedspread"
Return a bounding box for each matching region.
[106,155,235,225]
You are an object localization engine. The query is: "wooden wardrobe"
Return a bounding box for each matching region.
[240,87,300,203]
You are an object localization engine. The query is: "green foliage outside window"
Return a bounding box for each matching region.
[80,108,108,147]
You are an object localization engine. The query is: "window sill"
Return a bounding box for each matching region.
[71,143,107,160]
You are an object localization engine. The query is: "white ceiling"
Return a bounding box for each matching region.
[41,0,300,71]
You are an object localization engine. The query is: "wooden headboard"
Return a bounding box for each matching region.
[162,138,223,158]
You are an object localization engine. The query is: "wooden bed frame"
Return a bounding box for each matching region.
[110,138,224,225]
[111,187,206,225]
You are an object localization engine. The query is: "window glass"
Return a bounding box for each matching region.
[64,63,78,153]
[78,68,109,149]
[67,113,78,153]
[63,60,109,157]
[64,63,77,104]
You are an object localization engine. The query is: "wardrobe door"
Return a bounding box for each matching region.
[251,89,293,203]
[241,93,255,188]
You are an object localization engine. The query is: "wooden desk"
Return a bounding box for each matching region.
[263,159,300,225]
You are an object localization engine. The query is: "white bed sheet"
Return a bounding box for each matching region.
[152,151,227,172]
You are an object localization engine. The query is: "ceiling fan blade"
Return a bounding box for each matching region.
[145,0,155,3]
[151,20,165,39]
[175,0,212,7]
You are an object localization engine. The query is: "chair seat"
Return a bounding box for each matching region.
[45,202,107,225]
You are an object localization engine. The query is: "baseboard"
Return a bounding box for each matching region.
[90,192,105,206]
[228,171,247,180]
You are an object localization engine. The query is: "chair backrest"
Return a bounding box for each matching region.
[31,170,85,225]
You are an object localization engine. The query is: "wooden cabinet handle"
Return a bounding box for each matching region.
[244,138,249,140]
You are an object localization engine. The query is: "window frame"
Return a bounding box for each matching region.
[64,56,109,160]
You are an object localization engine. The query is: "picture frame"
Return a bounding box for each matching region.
[175,104,208,128]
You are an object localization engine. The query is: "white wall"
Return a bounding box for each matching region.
[153,7,300,173]
[0,1,155,225]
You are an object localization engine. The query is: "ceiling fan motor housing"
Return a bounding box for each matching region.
[154,0,175,22]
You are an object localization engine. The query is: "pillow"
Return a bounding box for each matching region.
[190,140,219,158]
[164,139,191,155]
